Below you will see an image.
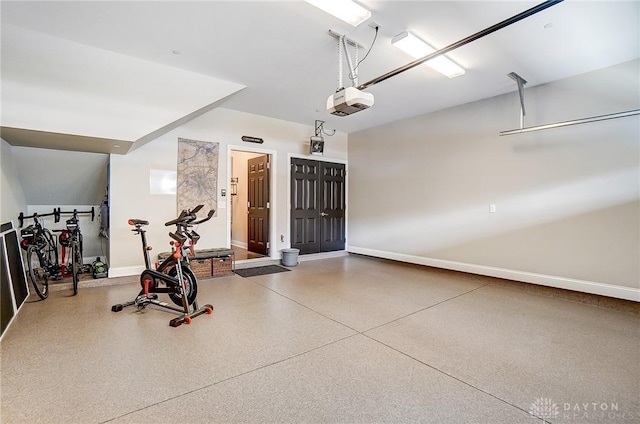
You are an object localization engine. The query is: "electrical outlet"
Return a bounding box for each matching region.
[280,235,285,242]
[490,204,496,213]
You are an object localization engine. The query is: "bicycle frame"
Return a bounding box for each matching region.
[59,209,93,295]
[66,215,82,295]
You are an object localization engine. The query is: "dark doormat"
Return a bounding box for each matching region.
[235,265,291,278]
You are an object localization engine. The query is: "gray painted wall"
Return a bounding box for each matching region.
[348,60,639,294]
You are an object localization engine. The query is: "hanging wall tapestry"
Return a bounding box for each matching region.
[177,138,219,217]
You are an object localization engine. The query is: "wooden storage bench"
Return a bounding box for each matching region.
[157,248,235,279]
[195,248,235,277]
[190,258,214,279]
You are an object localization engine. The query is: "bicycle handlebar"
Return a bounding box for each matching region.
[58,207,95,221]
[18,210,58,228]
[19,207,96,227]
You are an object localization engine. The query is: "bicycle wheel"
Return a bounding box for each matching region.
[26,245,49,299]
[71,242,81,295]
[167,265,198,307]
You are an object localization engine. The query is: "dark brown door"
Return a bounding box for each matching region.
[291,158,345,254]
[248,155,269,255]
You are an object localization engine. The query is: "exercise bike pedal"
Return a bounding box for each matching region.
[111,304,124,312]
[135,294,151,310]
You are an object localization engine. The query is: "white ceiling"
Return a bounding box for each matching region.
[1,0,638,153]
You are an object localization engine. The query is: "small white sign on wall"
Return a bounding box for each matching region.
[149,169,177,195]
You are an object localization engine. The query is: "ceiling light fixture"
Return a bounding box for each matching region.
[305,0,371,26]
[391,31,465,79]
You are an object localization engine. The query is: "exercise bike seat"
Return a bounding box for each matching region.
[128,219,149,226]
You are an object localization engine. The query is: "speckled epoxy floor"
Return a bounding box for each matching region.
[1,254,638,423]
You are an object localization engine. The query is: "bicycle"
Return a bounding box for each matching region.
[57,208,94,295]
[111,205,215,327]
[19,210,62,299]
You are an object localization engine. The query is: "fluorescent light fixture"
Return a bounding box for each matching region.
[305,0,371,26]
[391,31,465,79]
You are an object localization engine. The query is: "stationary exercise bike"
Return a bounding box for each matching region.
[111,205,214,327]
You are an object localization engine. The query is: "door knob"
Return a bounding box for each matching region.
[321,212,328,217]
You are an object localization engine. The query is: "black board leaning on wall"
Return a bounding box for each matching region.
[1,222,30,338]
[5,230,28,306]
[1,237,15,336]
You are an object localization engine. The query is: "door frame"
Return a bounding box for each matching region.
[228,145,277,259]
[287,153,348,252]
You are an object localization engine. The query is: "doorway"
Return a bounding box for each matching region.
[230,151,271,260]
[290,158,346,254]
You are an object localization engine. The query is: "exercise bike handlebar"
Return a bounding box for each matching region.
[169,231,188,244]
[191,209,214,225]
[164,210,191,227]
[164,205,212,227]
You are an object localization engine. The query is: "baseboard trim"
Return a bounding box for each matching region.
[347,246,639,302]
[298,250,349,262]
[108,266,145,278]
[231,240,247,249]
[235,257,280,269]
